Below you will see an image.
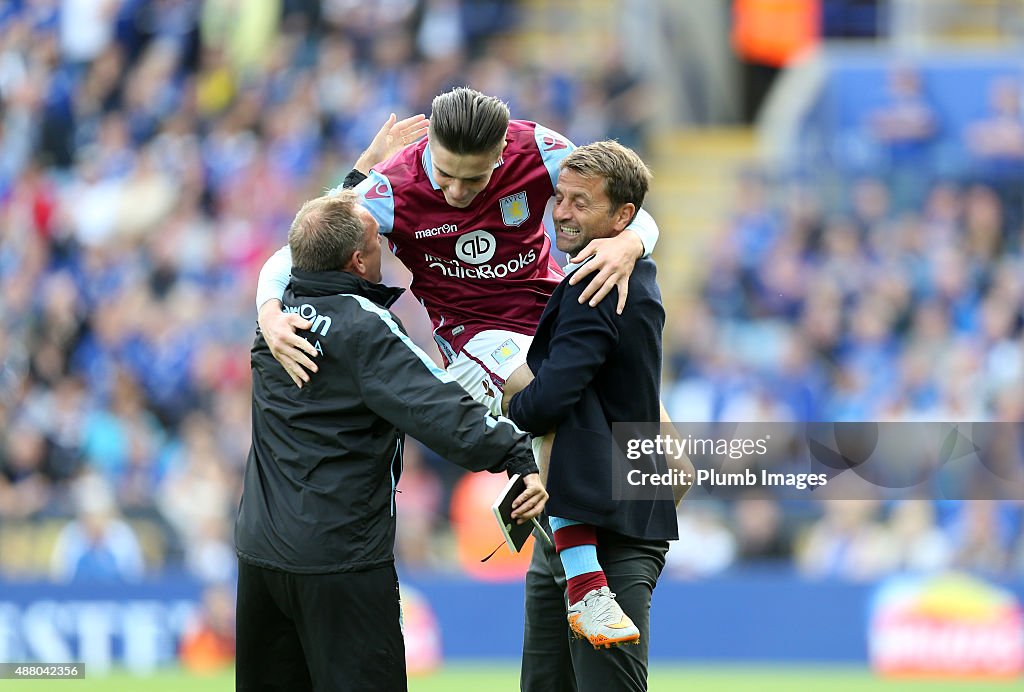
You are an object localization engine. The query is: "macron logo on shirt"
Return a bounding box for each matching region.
[365,181,391,200]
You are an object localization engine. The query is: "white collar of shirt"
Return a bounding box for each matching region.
[562,255,594,276]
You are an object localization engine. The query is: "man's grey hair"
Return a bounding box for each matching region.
[288,189,367,272]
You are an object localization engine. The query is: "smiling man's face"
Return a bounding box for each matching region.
[551,169,621,255]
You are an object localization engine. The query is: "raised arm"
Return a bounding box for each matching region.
[352,113,428,175]
[255,246,320,388]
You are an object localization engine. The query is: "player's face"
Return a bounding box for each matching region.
[357,206,383,283]
[430,142,503,208]
[552,169,620,256]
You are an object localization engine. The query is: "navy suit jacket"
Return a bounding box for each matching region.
[509,257,678,541]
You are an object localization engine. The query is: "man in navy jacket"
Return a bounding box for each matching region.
[505,141,678,691]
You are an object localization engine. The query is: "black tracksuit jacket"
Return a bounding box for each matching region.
[235,269,537,574]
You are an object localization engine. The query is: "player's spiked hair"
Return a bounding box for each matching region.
[429,87,510,156]
[288,189,368,272]
[561,140,652,216]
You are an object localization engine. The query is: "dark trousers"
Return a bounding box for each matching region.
[520,520,669,691]
[236,559,406,692]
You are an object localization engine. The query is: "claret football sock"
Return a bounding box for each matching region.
[549,517,640,648]
[549,516,608,604]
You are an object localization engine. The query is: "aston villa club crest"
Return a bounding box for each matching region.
[499,192,529,227]
[490,339,521,365]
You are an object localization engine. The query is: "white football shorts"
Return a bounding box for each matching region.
[447,329,533,417]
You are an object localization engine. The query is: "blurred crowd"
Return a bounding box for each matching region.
[664,72,1024,579]
[0,0,654,586]
[2,0,1024,588]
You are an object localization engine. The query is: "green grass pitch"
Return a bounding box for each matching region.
[4,664,1021,691]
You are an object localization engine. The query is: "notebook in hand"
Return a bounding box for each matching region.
[491,473,536,553]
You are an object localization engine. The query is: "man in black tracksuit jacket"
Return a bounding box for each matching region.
[235,189,546,692]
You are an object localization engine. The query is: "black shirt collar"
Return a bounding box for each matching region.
[288,269,405,309]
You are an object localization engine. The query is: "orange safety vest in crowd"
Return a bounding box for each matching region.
[732,0,821,67]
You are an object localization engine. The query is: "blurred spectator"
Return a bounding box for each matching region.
[965,75,1024,227]
[864,65,938,207]
[185,516,236,584]
[80,368,165,484]
[0,419,52,519]
[395,440,444,569]
[200,0,280,76]
[728,168,784,277]
[965,76,1024,178]
[731,0,820,122]
[60,0,120,66]
[797,499,893,581]
[665,504,737,579]
[25,375,88,485]
[869,66,936,148]
[593,44,652,151]
[946,500,1013,575]
[732,491,791,562]
[179,582,236,673]
[884,499,952,573]
[157,413,233,555]
[50,472,145,583]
